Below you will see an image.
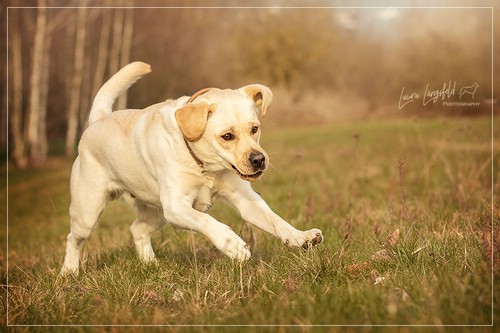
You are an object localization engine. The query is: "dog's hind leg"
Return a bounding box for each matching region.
[129,202,166,263]
[60,158,110,275]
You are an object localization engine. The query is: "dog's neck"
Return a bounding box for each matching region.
[183,138,204,170]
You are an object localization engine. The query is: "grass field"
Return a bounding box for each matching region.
[1,117,498,332]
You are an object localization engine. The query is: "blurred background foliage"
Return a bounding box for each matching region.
[1,1,497,168]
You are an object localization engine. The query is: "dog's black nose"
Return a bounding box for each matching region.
[249,152,266,170]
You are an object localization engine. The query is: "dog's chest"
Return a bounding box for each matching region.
[192,174,217,212]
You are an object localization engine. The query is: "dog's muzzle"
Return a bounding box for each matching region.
[230,151,267,181]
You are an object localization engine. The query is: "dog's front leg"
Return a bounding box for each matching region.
[161,194,251,261]
[218,174,323,249]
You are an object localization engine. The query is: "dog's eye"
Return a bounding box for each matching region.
[221,133,235,141]
[251,126,259,134]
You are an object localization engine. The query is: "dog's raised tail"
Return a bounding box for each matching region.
[88,61,152,125]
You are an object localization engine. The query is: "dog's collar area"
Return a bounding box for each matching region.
[182,88,215,172]
[187,87,214,104]
[183,138,204,169]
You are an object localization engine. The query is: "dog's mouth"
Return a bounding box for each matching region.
[231,165,263,181]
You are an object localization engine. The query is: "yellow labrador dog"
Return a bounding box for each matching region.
[61,62,323,274]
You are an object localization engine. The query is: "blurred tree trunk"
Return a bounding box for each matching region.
[78,48,92,132]
[90,6,112,109]
[116,9,134,110]
[109,7,124,82]
[65,6,88,156]
[10,9,28,169]
[38,32,52,163]
[0,6,6,153]
[65,17,75,113]
[27,2,48,166]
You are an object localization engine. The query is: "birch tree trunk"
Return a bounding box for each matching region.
[65,6,88,156]
[109,8,124,76]
[78,46,91,131]
[10,9,28,169]
[115,9,134,110]
[38,33,51,162]
[65,16,75,111]
[27,2,47,166]
[89,6,112,124]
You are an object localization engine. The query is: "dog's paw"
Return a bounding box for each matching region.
[230,243,252,262]
[59,265,79,277]
[221,238,252,262]
[301,228,324,250]
[284,228,324,250]
[211,226,251,262]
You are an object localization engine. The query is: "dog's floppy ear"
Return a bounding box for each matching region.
[240,84,273,118]
[175,103,216,142]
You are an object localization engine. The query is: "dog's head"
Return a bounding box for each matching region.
[175,84,272,181]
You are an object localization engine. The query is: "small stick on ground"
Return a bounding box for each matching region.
[398,157,413,223]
